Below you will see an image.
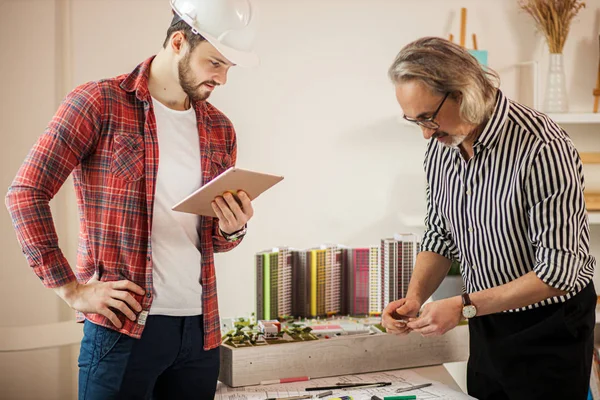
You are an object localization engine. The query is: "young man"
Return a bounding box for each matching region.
[5,0,258,398]
[381,37,596,400]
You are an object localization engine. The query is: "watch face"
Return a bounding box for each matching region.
[462,305,477,319]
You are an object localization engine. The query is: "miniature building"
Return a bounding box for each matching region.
[346,246,379,316]
[255,247,292,320]
[258,320,281,339]
[291,250,310,318]
[308,245,344,318]
[368,245,382,316]
[307,324,344,338]
[288,245,345,318]
[380,234,419,311]
[324,245,343,317]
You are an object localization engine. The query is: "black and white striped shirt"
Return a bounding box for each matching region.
[421,90,595,311]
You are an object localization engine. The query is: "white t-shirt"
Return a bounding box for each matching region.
[149,97,203,316]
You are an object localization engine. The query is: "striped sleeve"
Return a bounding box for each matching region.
[525,137,588,292]
[5,82,103,288]
[420,145,457,260]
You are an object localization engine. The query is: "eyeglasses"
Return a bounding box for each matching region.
[403,92,450,130]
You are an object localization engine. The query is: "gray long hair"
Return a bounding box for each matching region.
[388,37,499,125]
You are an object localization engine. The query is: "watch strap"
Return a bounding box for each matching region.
[220,224,247,242]
[461,293,472,306]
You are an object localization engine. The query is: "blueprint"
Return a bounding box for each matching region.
[215,369,476,400]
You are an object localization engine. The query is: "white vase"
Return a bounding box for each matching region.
[543,53,569,113]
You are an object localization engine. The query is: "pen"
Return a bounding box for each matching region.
[306,382,391,391]
[384,396,416,400]
[260,376,310,385]
[265,395,312,400]
[395,383,432,393]
[371,396,384,400]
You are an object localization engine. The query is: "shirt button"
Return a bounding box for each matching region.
[472,265,477,270]
[146,292,151,298]
[468,227,474,233]
[466,190,472,195]
[146,256,151,261]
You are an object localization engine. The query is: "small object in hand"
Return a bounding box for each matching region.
[390,310,409,323]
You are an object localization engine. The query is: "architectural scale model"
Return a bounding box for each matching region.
[255,234,419,321]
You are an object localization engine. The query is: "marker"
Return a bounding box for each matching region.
[260,376,310,385]
[372,396,384,400]
[329,397,353,400]
[384,396,417,400]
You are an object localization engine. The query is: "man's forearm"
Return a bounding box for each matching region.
[53,280,79,306]
[406,251,452,304]
[469,271,568,316]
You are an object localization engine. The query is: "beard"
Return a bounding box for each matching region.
[433,131,467,148]
[178,53,219,102]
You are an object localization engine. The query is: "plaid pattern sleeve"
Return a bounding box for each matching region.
[210,131,246,253]
[5,81,103,288]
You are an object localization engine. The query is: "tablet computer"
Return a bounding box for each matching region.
[172,167,284,217]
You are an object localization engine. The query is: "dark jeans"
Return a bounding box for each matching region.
[467,283,596,400]
[78,315,220,400]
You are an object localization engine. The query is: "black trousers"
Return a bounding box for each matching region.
[467,283,596,400]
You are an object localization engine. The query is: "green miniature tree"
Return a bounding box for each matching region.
[448,260,461,275]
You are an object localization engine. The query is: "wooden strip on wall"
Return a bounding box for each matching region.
[586,192,600,211]
[581,153,600,164]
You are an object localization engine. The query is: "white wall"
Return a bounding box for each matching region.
[0,1,77,399]
[2,0,599,398]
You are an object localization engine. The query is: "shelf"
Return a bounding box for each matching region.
[590,212,600,225]
[547,113,600,124]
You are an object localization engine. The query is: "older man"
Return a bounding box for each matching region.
[381,37,596,400]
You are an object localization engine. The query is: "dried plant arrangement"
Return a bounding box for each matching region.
[518,0,586,53]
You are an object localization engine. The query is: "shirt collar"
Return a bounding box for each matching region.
[473,89,510,151]
[120,56,154,102]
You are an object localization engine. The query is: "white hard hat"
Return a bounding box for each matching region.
[170,0,259,67]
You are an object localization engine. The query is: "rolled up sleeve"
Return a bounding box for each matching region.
[526,138,593,292]
[420,180,457,261]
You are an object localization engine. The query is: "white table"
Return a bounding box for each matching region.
[216,364,472,399]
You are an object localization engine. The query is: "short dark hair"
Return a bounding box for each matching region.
[162,16,206,51]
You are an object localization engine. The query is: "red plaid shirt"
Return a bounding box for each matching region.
[5,57,242,349]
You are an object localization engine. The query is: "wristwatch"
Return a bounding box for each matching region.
[461,293,477,319]
[220,225,247,242]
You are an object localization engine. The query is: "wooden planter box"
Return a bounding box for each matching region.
[219,324,469,387]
